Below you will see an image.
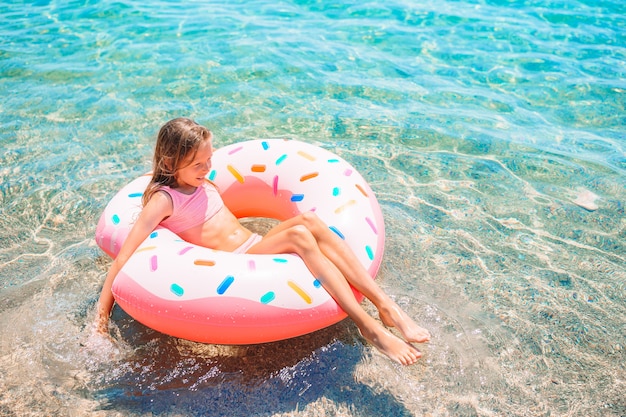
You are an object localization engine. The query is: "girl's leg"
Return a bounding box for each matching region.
[260,213,430,343]
[246,225,422,366]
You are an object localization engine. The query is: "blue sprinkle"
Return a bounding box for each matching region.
[170,283,184,297]
[262,141,269,150]
[150,231,158,239]
[313,279,322,288]
[273,258,288,263]
[365,245,374,260]
[327,159,340,163]
[329,226,345,240]
[276,154,287,165]
[128,192,143,198]
[260,292,276,304]
[208,170,216,181]
[112,214,120,225]
[332,187,340,196]
[217,275,235,295]
[291,194,304,202]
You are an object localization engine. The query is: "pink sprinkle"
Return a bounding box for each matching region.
[228,146,244,155]
[344,169,353,176]
[273,175,279,196]
[365,217,378,234]
[178,246,193,256]
[248,260,256,271]
[150,255,158,271]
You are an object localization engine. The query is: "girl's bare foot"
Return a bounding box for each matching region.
[379,302,431,343]
[359,325,422,366]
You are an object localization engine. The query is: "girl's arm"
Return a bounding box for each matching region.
[96,191,173,333]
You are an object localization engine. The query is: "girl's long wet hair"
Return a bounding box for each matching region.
[142,117,213,207]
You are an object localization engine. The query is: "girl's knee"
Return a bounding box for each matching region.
[288,224,317,251]
[299,211,325,230]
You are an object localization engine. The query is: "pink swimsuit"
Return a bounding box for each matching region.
[232,233,262,254]
[159,182,262,253]
[159,182,224,233]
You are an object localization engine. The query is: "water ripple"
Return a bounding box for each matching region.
[0,0,625,416]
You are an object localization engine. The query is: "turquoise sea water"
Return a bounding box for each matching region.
[1,0,624,416]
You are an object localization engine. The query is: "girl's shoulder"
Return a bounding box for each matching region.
[203,179,220,193]
[147,188,174,207]
[138,187,174,225]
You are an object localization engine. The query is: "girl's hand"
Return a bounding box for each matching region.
[95,309,110,335]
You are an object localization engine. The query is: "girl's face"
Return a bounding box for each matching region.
[174,139,214,192]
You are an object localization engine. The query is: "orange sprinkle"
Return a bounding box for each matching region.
[251,164,266,172]
[297,150,315,161]
[355,184,368,197]
[288,281,312,304]
[227,165,245,183]
[194,259,216,267]
[335,199,357,214]
[300,172,319,182]
[136,246,157,253]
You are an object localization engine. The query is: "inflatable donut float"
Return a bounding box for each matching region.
[95,139,385,344]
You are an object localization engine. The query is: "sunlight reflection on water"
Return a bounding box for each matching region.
[0,0,624,416]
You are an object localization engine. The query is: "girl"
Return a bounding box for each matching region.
[96,118,430,366]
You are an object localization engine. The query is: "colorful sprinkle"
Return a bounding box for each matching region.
[365,245,374,260]
[150,255,158,272]
[170,283,184,297]
[275,154,287,165]
[327,158,340,163]
[288,281,312,304]
[261,141,269,150]
[273,257,288,263]
[313,279,322,288]
[217,275,235,295]
[150,231,158,239]
[112,214,120,225]
[136,246,157,253]
[128,192,142,198]
[251,164,266,172]
[228,146,244,155]
[178,246,193,256]
[273,175,279,196]
[208,170,216,181]
[329,226,345,239]
[335,199,356,214]
[194,259,216,267]
[297,150,315,161]
[260,292,276,304]
[365,217,378,234]
[355,184,368,197]
[248,260,256,271]
[291,194,304,202]
[300,172,319,182]
[227,165,245,183]
[344,169,353,176]
[332,187,340,196]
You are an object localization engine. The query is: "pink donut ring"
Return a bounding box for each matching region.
[95,139,385,344]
